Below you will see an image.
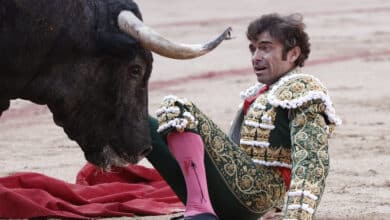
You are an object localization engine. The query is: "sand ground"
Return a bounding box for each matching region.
[1,0,390,219]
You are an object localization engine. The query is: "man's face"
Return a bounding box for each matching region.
[249,31,296,85]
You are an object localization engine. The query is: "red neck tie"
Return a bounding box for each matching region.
[243,85,269,115]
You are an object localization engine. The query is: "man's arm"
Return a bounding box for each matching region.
[284,102,330,220]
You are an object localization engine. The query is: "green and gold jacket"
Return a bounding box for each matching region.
[229,68,341,220]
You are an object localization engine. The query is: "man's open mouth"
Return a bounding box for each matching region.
[254,66,267,72]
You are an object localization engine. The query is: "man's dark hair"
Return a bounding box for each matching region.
[246,13,310,67]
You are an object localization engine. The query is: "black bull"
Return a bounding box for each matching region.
[0,0,231,169]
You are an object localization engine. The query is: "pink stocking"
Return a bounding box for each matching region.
[167,132,216,218]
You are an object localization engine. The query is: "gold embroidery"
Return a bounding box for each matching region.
[240,92,288,168]
[300,211,312,220]
[252,147,292,165]
[256,128,271,140]
[252,147,266,158]
[271,74,328,103]
[290,81,305,94]
[156,70,337,218]
[157,98,287,213]
[241,126,256,138]
[192,104,285,213]
[280,90,293,100]
[156,97,198,133]
[285,103,332,219]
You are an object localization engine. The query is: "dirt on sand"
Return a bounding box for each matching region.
[1,0,390,219]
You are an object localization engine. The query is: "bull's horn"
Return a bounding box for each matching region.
[118,11,232,59]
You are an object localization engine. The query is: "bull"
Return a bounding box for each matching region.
[0,0,231,169]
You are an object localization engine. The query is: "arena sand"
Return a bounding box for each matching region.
[1,0,390,219]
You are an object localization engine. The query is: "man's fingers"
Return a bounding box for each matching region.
[259,208,283,220]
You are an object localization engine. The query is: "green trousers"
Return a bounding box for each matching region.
[147,105,285,220]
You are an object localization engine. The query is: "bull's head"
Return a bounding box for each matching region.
[33,0,232,169]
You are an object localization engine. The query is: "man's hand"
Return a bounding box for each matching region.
[259,208,283,220]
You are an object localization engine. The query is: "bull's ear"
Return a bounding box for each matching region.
[97,31,139,58]
[107,0,143,26]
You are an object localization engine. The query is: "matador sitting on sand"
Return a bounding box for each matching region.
[146,13,341,220]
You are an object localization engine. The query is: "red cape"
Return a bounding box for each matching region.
[0,163,184,219]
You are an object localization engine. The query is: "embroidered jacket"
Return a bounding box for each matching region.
[233,68,341,219]
[155,68,341,220]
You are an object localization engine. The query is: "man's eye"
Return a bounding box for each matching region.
[128,65,142,77]
[249,45,256,53]
[261,45,271,52]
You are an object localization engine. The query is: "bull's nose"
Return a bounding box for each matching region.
[140,146,153,157]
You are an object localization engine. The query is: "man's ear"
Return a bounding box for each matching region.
[287,46,301,63]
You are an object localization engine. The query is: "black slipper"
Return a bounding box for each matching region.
[170,215,184,220]
[170,213,218,220]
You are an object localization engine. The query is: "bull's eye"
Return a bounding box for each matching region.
[128,65,143,78]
